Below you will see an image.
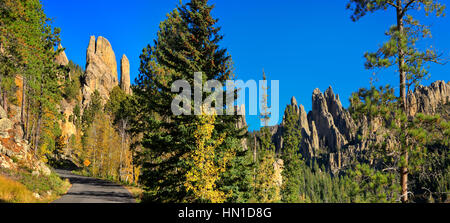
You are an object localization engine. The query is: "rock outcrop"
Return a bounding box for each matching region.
[269,80,450,174]
[120,54,132,95]
[55,44,69,66]
[408,80,450,117]
[83,36,119,107]
[0,106,50,176]
[59,99,77,140]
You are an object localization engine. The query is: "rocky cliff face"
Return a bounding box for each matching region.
[408,80,450,117]
[54,36,134,150]
[82,36,119,107]
[270,80,450,174]
[54,45,78,141]
[0,106,50,176]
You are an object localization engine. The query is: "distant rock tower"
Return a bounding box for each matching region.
[120,54,132,95]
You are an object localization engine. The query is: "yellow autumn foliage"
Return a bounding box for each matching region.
[253,151,281,203]
[83,113,138,184]
[184,106,234,203]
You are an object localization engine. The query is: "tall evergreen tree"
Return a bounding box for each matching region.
[136,0,245,202]
[347,0,446,202]
[252,71,280,203]
[280,103,304,203]
[0,0,64,160]
[350,85,449,202]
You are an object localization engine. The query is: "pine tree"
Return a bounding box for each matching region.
[0,0,65,161]
[349,85,450,202]
[135,0,244,202]
[251,71,280,203]
[219,144,254,203]
[280,103,304,203]
[347,0,446,202]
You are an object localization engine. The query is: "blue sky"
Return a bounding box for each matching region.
[42,0,450,131]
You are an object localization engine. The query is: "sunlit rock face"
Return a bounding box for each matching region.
[83,36,119,107]
[408,80,450,117]
[270,81,450,175]
[120,54,132,95]
[55,44,69,66]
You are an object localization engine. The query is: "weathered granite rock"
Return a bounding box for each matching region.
[94,36,118,80]
[408,80,450,116]
[0,106,51,176]
[0,118,13,132]
[268,80,450,174]
[120,54,132,95]
[59,99,77,139]
[0,105,7,119]
[310,88,347,153]
[324,87,356,140]
[55,44,69,66]
[0,106,13,132]
[310,121,319,154]
[83,36,119,107]
[298,104,310,136]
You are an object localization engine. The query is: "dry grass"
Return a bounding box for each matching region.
[124,186,144,203]
[0,169,71,203]
[0,175,37,203]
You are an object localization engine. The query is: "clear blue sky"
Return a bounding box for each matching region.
[42,0,450,131]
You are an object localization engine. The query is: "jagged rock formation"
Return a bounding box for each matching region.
[270,80,450,174]
[0,106,50,176]
[55,44,69,66]
[408,80,450,117]
[82,36,119,107]
[120,54,132,95]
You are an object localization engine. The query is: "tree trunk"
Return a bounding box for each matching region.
[132,150,135,184]
[401,151,408,203]
[34,83,43,154]
[25,95,30,141]
[21,76,27,139]
[397,0,408,203]
[34,109,42,153]
[253,134,257,162]
[2,89,8,115]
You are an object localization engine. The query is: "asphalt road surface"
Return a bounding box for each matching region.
[53,169,136,203]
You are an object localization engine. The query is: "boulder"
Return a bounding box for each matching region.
[0,105,7,119]
[0,118,13,132]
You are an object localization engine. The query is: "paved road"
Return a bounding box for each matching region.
[53,169,135,203]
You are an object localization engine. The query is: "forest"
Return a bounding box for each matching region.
[0,0,448,203]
